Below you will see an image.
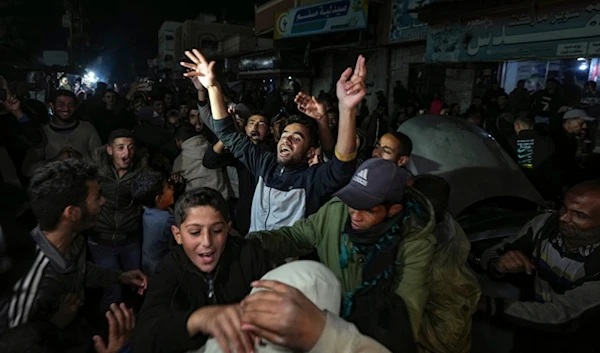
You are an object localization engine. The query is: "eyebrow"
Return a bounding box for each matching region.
[185,221,226,228]
[283,130,305,139]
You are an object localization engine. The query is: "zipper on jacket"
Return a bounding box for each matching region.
[112,177,120,242]
[204,265,221,304]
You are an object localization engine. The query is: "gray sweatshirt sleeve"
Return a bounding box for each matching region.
[493,280,600,332]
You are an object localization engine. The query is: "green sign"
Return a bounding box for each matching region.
[426,3,600,62]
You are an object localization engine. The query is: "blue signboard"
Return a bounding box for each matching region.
[426,2,600,62]
[275,0,369,39]
[390,0,431,43]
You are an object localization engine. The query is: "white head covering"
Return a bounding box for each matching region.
[193,260,341,353]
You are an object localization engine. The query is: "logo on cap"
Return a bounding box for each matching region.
[353,168,369,186]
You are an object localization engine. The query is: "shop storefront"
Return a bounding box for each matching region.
[422,1,600,107]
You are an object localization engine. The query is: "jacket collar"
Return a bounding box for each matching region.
[30,226,83,274]
[93,146,148,180]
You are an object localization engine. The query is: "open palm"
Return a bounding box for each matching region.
[295,92,326,121]
[336,55,367,110]
[180,49,217,89]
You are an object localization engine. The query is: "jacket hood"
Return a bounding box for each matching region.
[400,187,437,242]
[181,135,210,158]
[93,145,149,179]
[196,261,342,353]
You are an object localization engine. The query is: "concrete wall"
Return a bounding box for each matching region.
[366,48,390,112]
[389,43,425,88]
[311,52,334,95]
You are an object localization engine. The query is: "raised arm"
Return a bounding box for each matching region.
[181,49,275,175]
[295,92,334,153]
[181,49,227,120]
[312,56,366,198]
[334,55,366,160]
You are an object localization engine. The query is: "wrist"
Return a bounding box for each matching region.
[305,310,327,352]
[187,307,207,336]
[338,106,357,114]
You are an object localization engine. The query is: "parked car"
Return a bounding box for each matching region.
[398,115,549,268]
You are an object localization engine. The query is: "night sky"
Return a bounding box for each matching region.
[38,0,268,79]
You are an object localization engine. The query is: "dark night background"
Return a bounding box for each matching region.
[4,0,270,80]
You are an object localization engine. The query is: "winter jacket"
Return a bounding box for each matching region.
[132,236,272,353]
[212,115,357,232]
[173,135,228,200]
[0,226,121,334]
[90,146,147,245]
[419,213,481,353]
[247,188,436,343]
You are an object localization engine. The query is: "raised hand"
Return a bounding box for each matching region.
[336,55,367,111]
[93,303,135,353]
[180,49,217,89]
[295,92,326,122]
[1,94,21,113]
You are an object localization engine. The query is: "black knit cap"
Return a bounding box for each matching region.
[108,129,133,145]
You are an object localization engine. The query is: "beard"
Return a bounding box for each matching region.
[77,206,98,231]
[560,222,600,244]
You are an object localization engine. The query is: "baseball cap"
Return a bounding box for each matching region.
[563,109,595,121]
[334,158,409,210]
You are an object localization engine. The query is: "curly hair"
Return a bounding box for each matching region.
[28,159,98,231]
[174,187,230,227]
[131,171,167,208]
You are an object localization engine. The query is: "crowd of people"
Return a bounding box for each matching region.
[0,47,599,353]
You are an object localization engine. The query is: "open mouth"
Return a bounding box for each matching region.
[279,145,292,158]
[122,158,131,165]
[198,251,215,264]
[250,131,260,139]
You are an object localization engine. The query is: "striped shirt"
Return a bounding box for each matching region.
[7,246,50,328]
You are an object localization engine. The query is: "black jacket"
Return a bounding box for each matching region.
[90,146,148,245]
[0,226,121,335]
[132,237,272,353]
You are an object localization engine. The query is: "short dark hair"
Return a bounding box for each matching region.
[175,124,197,143]
[515,115,534,128]
[412,174,450,224]
[247,112,267,124]
[108,129,134,145]
[131,171,167,208]
[28,159,98,231]
[167,109,182,119]
[52,90,77,104]
[389,131,413,157]
[174,187,230,226]
[284,115,319,148]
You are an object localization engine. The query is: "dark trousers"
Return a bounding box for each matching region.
[87,239,141,311]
